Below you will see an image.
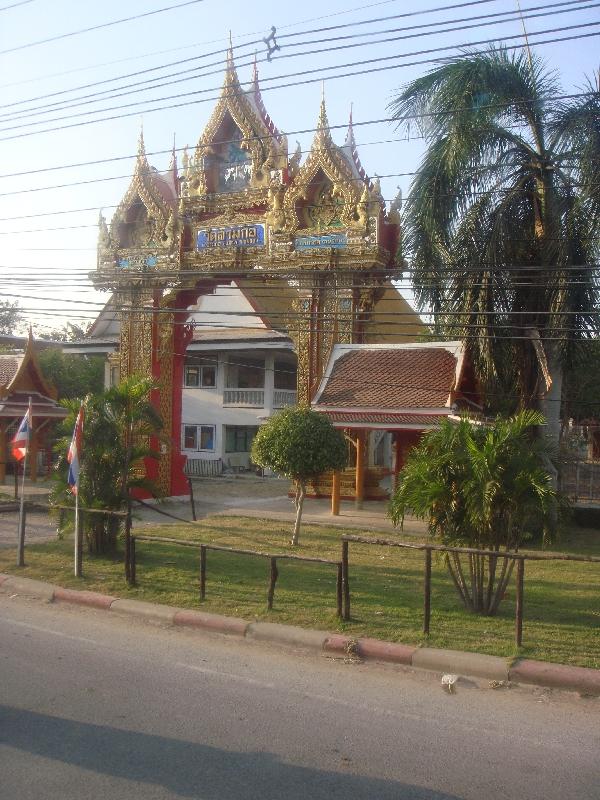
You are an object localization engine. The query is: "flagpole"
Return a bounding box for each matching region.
[70,402,84,578]
[74,489,80,577]
[16,397,32,568]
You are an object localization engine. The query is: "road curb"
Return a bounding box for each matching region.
[509,658,600,695]
[54,587,116,610]
[412,647,509,681]
[109,598,180,624]
[357,638,417,665]
[1,572,599,695]
[174,609,249,636]
[0,574,55,602]
[247,621,329,651]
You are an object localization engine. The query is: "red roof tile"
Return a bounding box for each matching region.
[317,348,457,409]
[0,356,20,387]
[322,411,448,427]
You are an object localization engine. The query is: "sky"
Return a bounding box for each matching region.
[0,0,598,337]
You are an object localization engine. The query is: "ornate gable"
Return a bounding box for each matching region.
[183,49,287,198]
[108,131,178,250]
[283,97,379,234]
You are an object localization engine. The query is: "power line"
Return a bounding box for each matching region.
[0,0,34,10]
[0,0,415,91]
[2,0,589,123]
[0,0,208,57]
[0,24,598,142]
[0,96,596,199]
[3,178,600,228]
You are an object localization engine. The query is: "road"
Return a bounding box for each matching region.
[1,595,598,799]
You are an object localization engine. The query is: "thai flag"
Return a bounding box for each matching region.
[67,406,84,495]
[11,402,32,462]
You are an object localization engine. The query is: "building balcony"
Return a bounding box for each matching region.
[223,388,265,407]
[221,388,297,408]
[273,389,297,408]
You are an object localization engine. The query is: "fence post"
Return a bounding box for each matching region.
[129,536,136,586]
[200,544,207,600]
[341,539,351,621]
[336,562,343,618]
[331,471,341,516]
[423,547,432,635]
[75,509,83,578]
[188,477,197,522]
[267,557,278,610]
[124,501,132,581]
[515,557,525,647]
[16,504,26,567]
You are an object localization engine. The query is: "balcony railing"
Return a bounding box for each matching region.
[223,389,265,407]
[273,389,297,408]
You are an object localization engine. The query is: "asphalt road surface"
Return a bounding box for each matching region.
[1,596,598,800]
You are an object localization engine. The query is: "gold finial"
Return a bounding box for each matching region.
[314,85,333,149]
[137,122,145,157]
[317,87,328,131]
[224,32,239,87]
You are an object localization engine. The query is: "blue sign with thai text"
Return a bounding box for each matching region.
[197,224,265,250]
[294,233,347,250]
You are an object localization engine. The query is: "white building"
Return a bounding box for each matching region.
[66,282,297,475]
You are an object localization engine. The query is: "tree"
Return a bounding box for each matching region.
[251,407,347,545]
[562,339,600,424]
[0,300,23,335]
[388,412,558,615]
[390,48,600,453]
[38,349,104,399]
[52,376,164,554]
[40,322,92,342]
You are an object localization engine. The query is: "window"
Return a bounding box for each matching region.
[182,424,216,451]
[184,363,216,388]
[225,425,258,453]
[183,425,197,449]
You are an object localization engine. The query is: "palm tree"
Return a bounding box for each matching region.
[390,48,600,458]
[388,411,558,615]
[52,376,164,554]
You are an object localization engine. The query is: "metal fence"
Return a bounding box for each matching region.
[559,460,600,504]
[184,458,223,478]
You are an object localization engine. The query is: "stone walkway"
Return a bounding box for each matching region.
[0,475,428,547]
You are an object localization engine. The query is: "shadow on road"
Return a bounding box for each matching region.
[0,705,461,799]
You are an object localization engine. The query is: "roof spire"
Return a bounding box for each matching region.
[316,84,330,135]
[223,31,241,91]
[169,132,178,190]
[137,122,145,156]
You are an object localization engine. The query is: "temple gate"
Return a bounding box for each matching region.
[93,51,403,496]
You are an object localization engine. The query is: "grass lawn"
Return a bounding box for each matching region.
[1,515,599,669]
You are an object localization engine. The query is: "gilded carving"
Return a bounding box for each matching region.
[155,310,175,495]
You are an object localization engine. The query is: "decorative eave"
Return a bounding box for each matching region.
[340,107,370,189]
[249,56,282,144]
